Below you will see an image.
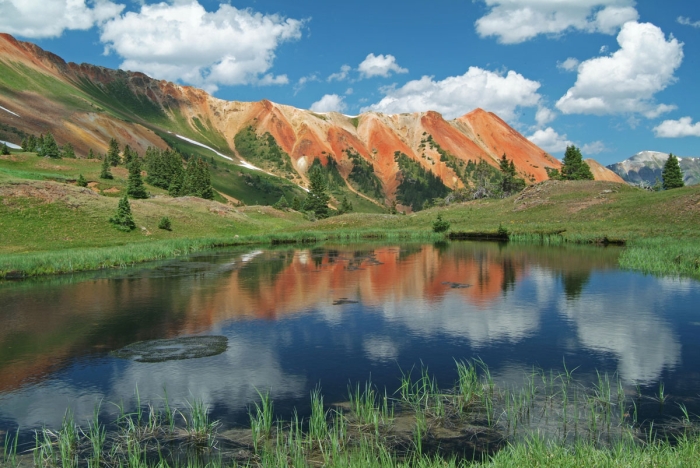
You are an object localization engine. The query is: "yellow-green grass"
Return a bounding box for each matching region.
[2,154,700,279]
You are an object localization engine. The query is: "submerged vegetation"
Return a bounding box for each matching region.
[2,361,699,467]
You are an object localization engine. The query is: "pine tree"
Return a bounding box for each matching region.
[62,142,76,158]
[122,145,135,166]
[39,133,61,158]
[107,138,120,166]
[291,197,301,211]
[21,137,28,152]
[1,142,9,155]
[303,165,330,218]
[88,148,96,159]
[338,195,353,214]
[76,174,88,187]
[662,153,684,190]
[168,170,184,197]
[499,154,526,195]
[127,157,148,199]
[561,145,594,180]
[273,194,289,210]
[100,156,114,180]
[182,157,214,199]
[27,135,37,152]
[109,195,136,232]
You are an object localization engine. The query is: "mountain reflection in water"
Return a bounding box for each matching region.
[0,241,697,432]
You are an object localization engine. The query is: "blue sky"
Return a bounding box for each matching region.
[1,0,699,165]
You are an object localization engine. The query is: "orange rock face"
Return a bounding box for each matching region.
[585,159,626,183]
[0,33,615,204]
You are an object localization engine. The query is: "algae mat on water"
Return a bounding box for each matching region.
[111,335,228,362]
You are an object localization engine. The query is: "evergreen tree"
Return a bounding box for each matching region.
[107,138,120,166]
[158,216,172,231]
[168,170,184,197]
[36,134,45,155]
[27,135,37,152]
[499,154,526,195]
[109,195,136,232]
[88,148,96,159]
[1,142,9,155]
[338,195,353,214]
[561,145,594,180]
[303,165,331,218]
[291,197,301,211]
[662,153,684,190]
[127,157,149,199]
[39,133,61,158]
[21,137,28,152]
[62,142,76,158]
[432,213,450,233]
[76,174,88,187]
[182,157,214,199]
[100,156,114,180]
[273,194,289,210]
[122,145,135,166]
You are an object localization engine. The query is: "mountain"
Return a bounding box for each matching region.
[0,33,613,211]
[607,151,700,187]
[584,159,626,183]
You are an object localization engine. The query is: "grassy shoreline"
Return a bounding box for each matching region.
[4,361,698,467]
[2,154,699,280]
[2,229,698,281]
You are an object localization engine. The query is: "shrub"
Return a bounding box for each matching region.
[109,196,136,232]
[158,216,172,231]
[76,174,88,187]
[432,213,450,233]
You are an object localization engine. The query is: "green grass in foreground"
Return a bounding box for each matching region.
[4,361,699,467]
[1,157,700,280]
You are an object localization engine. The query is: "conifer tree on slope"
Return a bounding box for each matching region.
[561,145,594,180]
[109,195,136,231]
[39,133,61,159]
[100,155,114,180]
[107,138,121,166]
[127,156,149,199]
[182,157,214,200]
[303,165,331,218]
[662,153,684,190]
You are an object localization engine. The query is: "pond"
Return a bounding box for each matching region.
[0,241,698,457]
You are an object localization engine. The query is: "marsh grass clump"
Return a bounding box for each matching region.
[6,361,700,467]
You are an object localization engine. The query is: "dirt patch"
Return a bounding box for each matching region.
[0,180,98,204]
[512,181,558,211]
[567,197,609,214]
[36,160,69,171]
[103,187,120,194]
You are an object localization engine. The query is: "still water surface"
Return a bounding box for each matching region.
[1,241,698,435]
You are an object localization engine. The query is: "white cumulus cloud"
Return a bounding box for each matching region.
[310,94,347,113]
[677,16,700,28]
[582,140,607,154]
[475,0,638,44]
[653,117,700,138]
[99,1,303,93]
[535,106,557,126]
[558,57,580,72]
[527,127,572,153]
[556,21,683,118]
[362,67,541,121]
[328,64,351,82]
[357,53,408,79]
[0,0,124,38]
